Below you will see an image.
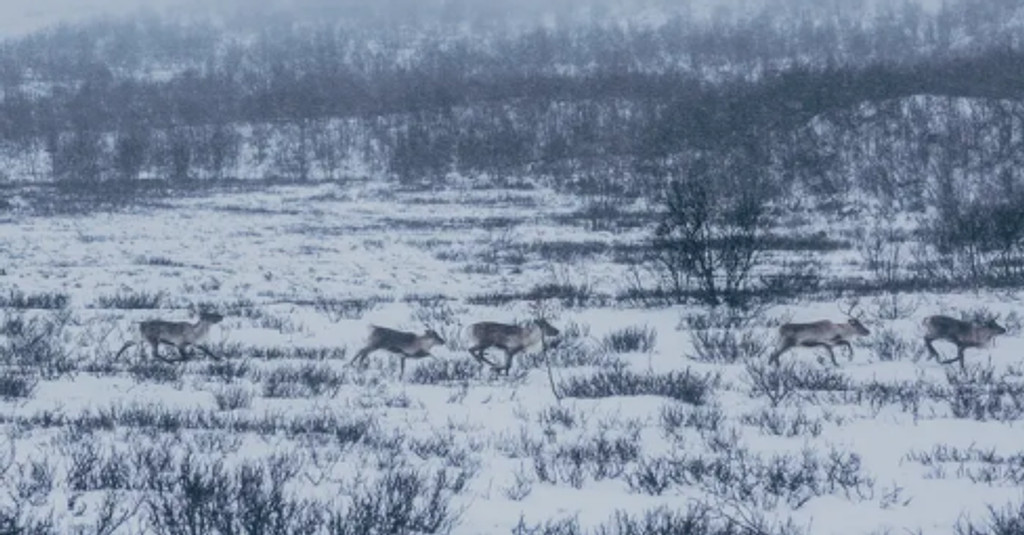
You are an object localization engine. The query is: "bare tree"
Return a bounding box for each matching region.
[649,150,774,307]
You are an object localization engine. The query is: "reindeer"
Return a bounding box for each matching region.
[350,325,446,378]
[467,319,560,375]
[922,315,1006,372]
[768,302,870,366]
[115,312,224,363]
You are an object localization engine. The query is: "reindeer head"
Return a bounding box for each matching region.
[424,329,446,347]
[534,318,561,349]
[985,319,1007,336]
[847,317,870,336]
[534,318,560,337]
[839,299,870,336]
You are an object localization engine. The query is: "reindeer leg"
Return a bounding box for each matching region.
[939,346,967,371]
[174,341,195,362]
[822,344,839,367]
[152,340,189,363]
[923,337,940,361]
[195,344,220,360]
[836,340,854,361]
[399,355,406,379]
[469,345,500,368]
[350,347,372,368]
[499,348,521,375]
[114,341,136,361]
[768,340,792,366]
[153,348,185,363]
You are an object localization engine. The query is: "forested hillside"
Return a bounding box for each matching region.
[0,0,1020,200]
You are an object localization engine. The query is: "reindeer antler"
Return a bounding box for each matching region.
[838,297,865,321]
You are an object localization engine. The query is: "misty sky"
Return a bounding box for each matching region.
[0,0,948,38]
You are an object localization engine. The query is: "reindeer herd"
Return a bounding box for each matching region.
[115,313,562,377]
[115,305,1007,376]
[770,312,1007,372]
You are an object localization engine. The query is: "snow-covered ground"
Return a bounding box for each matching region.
[1,180,1022,534]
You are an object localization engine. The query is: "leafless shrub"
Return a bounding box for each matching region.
[601,325,657,353]
[326,465,469,535]
[95,290,165,309]
[691,327,768,364]
[214,385,254,411]
[854,380,930,416]
[646,152,774,307]
[745,360,799,408]
[955,501,1024,535]
[145,453,322,535]
[259,363,348,398]
[758,257,823,302]
[856,216,909,289]
[530,431,641,489]
[0,309,76,379]
[406,358,482,385]
[868,292,921,321]
[943,364,1024,422]
[558,367,718,405]
[741,408,824,438]
[659,403,725,439]
[0,289,69,310]
[314,295,387,322]
[865,327,926,362]
[626,444,873,509]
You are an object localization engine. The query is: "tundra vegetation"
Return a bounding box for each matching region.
[1,0,1024,533]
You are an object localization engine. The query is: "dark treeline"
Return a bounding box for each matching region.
[0,0,1021,189]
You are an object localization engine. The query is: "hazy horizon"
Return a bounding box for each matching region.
[0,0,950,38]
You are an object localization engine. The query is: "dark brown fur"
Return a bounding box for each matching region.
[351,325,445,378]
[468,319,560,374]
[116,312,224,363]
[768,318,870,366]
[923,315,1006,371]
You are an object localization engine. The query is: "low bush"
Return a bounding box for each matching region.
[690,327,768,364]
[145,453,323,535]
[0,372,37,400]
[325,465,470,535]
[531,432,641,489]
[740,408,824,438]
[259,363,348,398]
[558,367,718,405]
[314,296,387,322]
[659,403,725,439]
[95,290,164,309]
[627,445,874,509]
[943,365,1024,422]
[955,501,1024,535]
[0,310,76,378]
[602,325,657,353]
[865,327,923,362]
[407,358,482,385]
[214,385,254,411]
[0,289,69,309]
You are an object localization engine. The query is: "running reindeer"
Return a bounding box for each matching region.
[768,301,871,366]
[115,312,224,363]
[467,318,560,375]
[350,325,446,378]
[922,314,1006,372]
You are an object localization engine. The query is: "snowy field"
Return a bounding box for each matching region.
[1,179,1023,534]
